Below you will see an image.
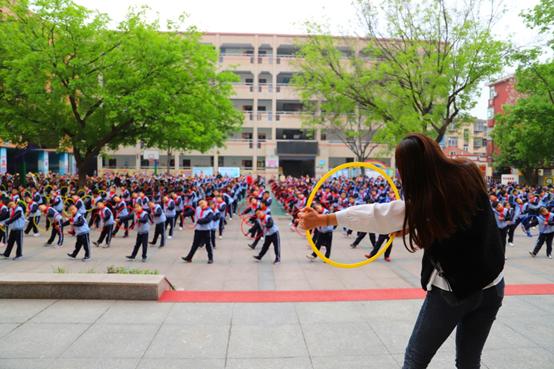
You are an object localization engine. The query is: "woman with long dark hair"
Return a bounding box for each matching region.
[298,133,505,369]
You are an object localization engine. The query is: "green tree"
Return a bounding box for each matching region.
[0,0,242,184]
[295,0,509,146]
[491,0,554,184]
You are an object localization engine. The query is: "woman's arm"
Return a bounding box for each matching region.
[298,200,405,234]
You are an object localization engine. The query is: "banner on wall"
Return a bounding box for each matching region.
[192,167,214,176]
[218,167,240,178]
[39,151,49,174]
[0,148,6,174]
[59,153,69,175]
[265,155,279,169]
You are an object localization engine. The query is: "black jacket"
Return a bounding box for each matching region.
[421,193,505,300]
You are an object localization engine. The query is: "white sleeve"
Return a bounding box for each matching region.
[334,200,405,234]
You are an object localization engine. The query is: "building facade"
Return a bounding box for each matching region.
[98,33,391,178]
[439,119,490,176]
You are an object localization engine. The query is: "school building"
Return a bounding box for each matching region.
[98,32,392,178]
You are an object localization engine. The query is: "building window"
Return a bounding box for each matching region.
[489,87,496,99]
[463,144,469,152]
[108,158,116,168]
[487,107,494,120]
[448,136,458,147]
[169,159,175,167]
[242,160,253,169]
[140,159,149,167]
[182,159,191,168]
[463,129,470,144]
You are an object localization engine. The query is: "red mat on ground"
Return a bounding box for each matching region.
[159,284,554,303]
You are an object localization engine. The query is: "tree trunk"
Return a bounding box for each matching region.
[521,167,538,186]
[166,148,171,174]
[356,154,367,176]
[75,155,97,188]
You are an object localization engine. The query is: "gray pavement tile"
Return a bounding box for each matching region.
[497,296,551,318]
[484,321,538,350]
[312,354,400,369]
[0,359,52,369]
[232,303,297,326]
[517,295,554,313]
[302,322,386,357]
[502,314,554,352]
[0,299,55,323]
[137,358,225,369]
[61,323,159,359]
[359,300,422,322]
[96,301,172,325]
[0,323,88,358]
[0,323,19,338]
[295,302,366,324]
[144,323,229,359]
[392,352,456,369]
[30,300,112,324]
[48,358,139,369]
[228,324,308,359]
[164,303,233,326]
[483,347,554,369]
[226,357,313,369]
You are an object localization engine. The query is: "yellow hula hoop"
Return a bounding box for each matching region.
[62,197,74,218]
[305,161,401,269]
[81,195,95,213]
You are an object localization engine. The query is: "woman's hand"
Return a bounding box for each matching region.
[297,207,323,230]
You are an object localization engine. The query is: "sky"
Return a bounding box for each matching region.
[74,0,544,120]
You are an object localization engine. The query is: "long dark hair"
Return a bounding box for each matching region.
[395,134,487,251]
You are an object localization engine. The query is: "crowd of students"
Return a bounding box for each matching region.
[0,171,552,264]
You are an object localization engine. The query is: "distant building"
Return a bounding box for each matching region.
[439,119,490,176]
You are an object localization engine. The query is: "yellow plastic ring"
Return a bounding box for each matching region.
[305,161,401,269]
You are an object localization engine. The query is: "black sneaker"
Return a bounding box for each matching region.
[12,256,22,261]
[207,260,213,264]
[350,243,358,248]
[248,244,256,250]
[82,256,90,261]
[159,244,165,248]
[126,255,135,260]
[142,257,147,262]
[273,259,281,264]
[149,241,156,245]
[93,241,99,247]
[67,253,76,259]
[181,257,192,263]
[253,255,261,261]
[529,251,536,257]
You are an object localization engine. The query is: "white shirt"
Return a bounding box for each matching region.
[335,201,503,291]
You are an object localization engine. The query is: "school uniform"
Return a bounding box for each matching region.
[67,213,91,259]
[253,214,281,263]
[530,212,554,257]
[218,202,227,237]
[164,199,176,238]
[2,206,25,259]
[128,211,150,260]
[182,207,214,263]
[113,201,131,237]
[45,207,64,246]
[149,204,166,247]
[95,207,114,247]
[24,201,40,236]
[493,207,511,250]
[310,209,334,258]
[0,204,9,244]
[209,207,221,249]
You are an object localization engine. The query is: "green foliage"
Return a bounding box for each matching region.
[491,0,554,184]
[53,266,66,273]
[106,265,159,275]
[0,0,242,183]
[294,0,509,147]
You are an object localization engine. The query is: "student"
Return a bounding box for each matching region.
[164,195,176,239]
[216,197,227,239]
[0,199,9,245]
[126,204,150,262]
[112,196,131,238]
[66,205,91,261]
[40,204,64,247]
[23,196,40,237]
[493,202,511,252]
[148,201,166,247]
[93,201,114,248]
[306,203,334,260]
[253,209,281,264]
[299,134,505,369]
[529,207,554,259]
[364,234,392,262]
[209,201,220,249]
[1,201,25,260]
[182,200,214,264]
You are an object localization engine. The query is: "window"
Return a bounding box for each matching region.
[463,129,470,144]
[487,107,494,120]
[463,144,469,152]
[242,160,253,169]
[140,159,149,167]
[182,159,191,168]
[108,158,116,168]
[448,136,458,147]
[320,131,327,140]
[169,159,175,167]
[489,87,497,99]
[218,157,224,166]
[257,159,266,169]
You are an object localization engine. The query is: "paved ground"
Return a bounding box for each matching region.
[0,295,553,369]
[0,209,552,290]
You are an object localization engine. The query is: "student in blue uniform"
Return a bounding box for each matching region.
[0,199,9,245]
[66,205,91,261]
[182,200,214,264]
[40,204,65,247]
[306,203,334,260]
[253,209,281,264]
[529,207,554,259]
[126,203,150,262]
[148,201,166,247]
[209,201,221,249]
[23,196,40,237]
[1,201,25,260]
[163,195,176,239]
[93,201,114,248]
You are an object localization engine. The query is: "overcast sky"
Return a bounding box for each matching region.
[75,0,543,120]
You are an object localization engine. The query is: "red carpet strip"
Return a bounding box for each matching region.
[159,283,554,303]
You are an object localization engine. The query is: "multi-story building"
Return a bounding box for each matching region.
[99,33,391,178]
[440,119,490,176]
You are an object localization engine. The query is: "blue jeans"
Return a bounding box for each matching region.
[403,279,504,369]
